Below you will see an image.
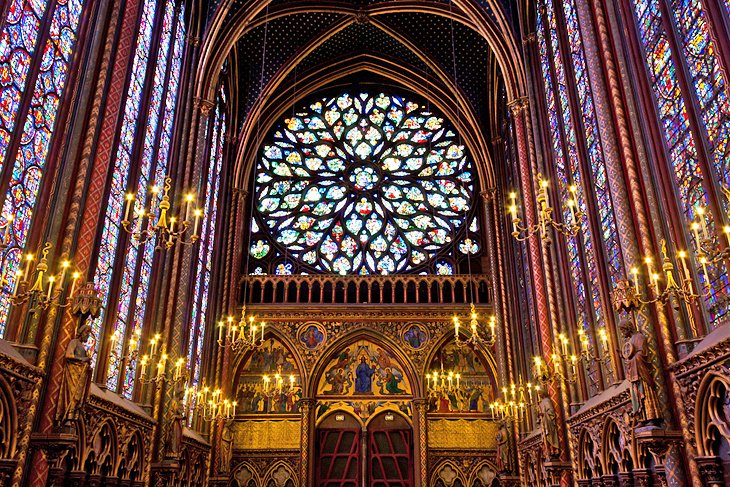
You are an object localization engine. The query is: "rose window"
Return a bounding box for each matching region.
[250,91,478,275]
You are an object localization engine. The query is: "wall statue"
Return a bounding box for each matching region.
[56,324,92,426]
[166,388,185,458]
[220,419,234,474]
[537,388,559,459]
[495,421,508,472]
[619,318,662,425]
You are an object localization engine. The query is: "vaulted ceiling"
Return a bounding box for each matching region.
[196,0,527,188]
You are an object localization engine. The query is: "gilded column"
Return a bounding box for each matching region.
[413,398,428,487]
[299,398,317,486]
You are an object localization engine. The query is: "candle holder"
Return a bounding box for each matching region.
[136,337,190,386]
[121,177,202,250]
[184,382,236,422]
[453,303,496,348]
[488,379,537,423]
[9,242,83,311]
[216,306,265,353]
[508,174,584,243]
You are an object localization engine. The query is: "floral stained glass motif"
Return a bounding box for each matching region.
[631,0,727,325]
[561,0,624,285]
[188,92,225,392]
[0,0,85,336]
[88,0,159,365]
[253,92,475,275]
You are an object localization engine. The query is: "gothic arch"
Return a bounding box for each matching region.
[116,430,144,483]
[423,330,499,387]
[233,54,494,193]
[198,0,526,104]
[468,460,497,486]
[577,428,602,480]
[602,417,632,475]
[262,460,298,487]
[696,371,730,457]
[0,374,16,461]
[308,328,419,398]
[231,461,261,487]
[430,460,468,487]
[83,420,119,480]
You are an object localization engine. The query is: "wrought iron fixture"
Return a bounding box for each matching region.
[216,306,265,353]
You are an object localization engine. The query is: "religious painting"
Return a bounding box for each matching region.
[298,322,325,350]
[426,340,495,415]
[317,340,411,397]
[402,323,428,350]
[235,337,302,414]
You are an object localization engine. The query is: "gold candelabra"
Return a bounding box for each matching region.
[9,242,82,310]
[508,174,583,242]
[489,379,538,422]
[122,177,203,249]
[136,334,189,385]
[217,306,265,353]
[453,303,496,348]
[183,382,237,422]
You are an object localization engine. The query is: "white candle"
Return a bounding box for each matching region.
[46,276,55,300]
[124,193,134,222]
[69,272,80,298]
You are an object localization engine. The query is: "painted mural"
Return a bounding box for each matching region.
[426,340,494,414]
[402,323,429,350]
[298,322,325,350]
[317,340,411,397]
[235,336,302,414]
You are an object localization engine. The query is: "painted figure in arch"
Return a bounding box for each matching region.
[355,356,376,394]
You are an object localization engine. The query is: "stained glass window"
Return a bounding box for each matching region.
[0,0,86,336]
[188,87,226,395]
[631,0,729,325]
[89,1,187,394]
[250,91,479,275]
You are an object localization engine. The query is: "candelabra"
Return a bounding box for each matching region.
[488,379,538,422]
[216,306,265,353]
[184,382,237,421]
[9,242,82,311]
[122,177,203,249]
[136,334,189,385]
[453,303,496,348]
[426,365,462,393]
[508,174,583,242]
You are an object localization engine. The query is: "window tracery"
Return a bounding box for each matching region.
[0,0,86,336]
[250,91,480,276]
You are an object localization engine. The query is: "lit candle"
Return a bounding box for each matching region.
[541,179,550,209]
[157,361,165,378]
[456,373,461,389]
[124,193,134,222]
[175,358,184,380]
[290,375,295,387]
[559,333,568,357]
[218,321,224,342]
[527,383,533,403]
[677,251,690,281]
[193,209,202,238]
[700,256,711,286]
[599,329,609,355]
[566,198,576,223]
[59,260,70,285]
[110,330,119,352]
[651,273,660,294]
[69,271,80,297]
[46,275,55,300]
[168,217,176,243]
[448,372,453,389]
[453,316,460,337]
[129,336,137,354]
[251,325,257,341]
[185,194,194,223]
[489,316,496,337]
[261,322,265,341]
[23,254,33,282]
[226,316,233,338]
[534,356,542,377]
[12,270,21,297]
[691,222,702,249]
[489,402,495,418]
[140,355,149,377]
[724,226,730,247]
[570,355,578,377]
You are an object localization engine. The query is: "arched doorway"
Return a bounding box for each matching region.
[315,410,414,487]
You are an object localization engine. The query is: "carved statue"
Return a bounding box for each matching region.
[537,388,559,458]
[620,318,662,424]
[495,421,508,472]
[56,324,93,426]
[166,390,185,458]
[220,419,234,473]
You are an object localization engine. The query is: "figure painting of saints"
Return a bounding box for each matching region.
[426,340,494,414]
[235,337,302,414]
[318,340,411,397]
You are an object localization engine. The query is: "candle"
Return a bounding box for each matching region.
[567,198,576,223]
[46,275,55,300]
[124,193,134,222]
[69,272,80,297]
[651,273,660,294]
[527,383,533,403]
[59,260,69,285]
[141,355,148,377]
[559,333,568,357]
[456,374,461,389]
[453,316,460,337]
[489,316,496,337]
[541,179,549,209]
[630,267,639,293]
[599,329,609,355]
[261,322,265,341]
[218,321,224,342]
[193,209,202,238]
[175,358,184,380]
[534,356,542,378]
[23,254,33,282]
[489,403,495,418]
[110,330,119,352]
[724,226,730,247]
[185,194,194,222]
[226,316,233,338]
[691,222,702,250]
[570,355,578,376]
[157,361,165,378]
[12,270,21,297]
[169,217,176,243]
[448,372,453,389]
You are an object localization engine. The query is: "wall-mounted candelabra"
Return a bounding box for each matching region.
[488,379,538,422]
[508,174,583,242]
[216,306,265,353]
[183,382,237,422]
[9,242,82,311]
[136,334,189,385]
[453,303,496,348]
[122,177,203,250]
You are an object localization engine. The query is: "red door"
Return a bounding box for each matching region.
[316,427,361,487]
[368,413,413,487]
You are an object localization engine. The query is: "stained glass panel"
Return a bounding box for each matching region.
[0,0,84,336]
[252,91,475,275]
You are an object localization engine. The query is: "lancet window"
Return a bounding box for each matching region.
[88,0,186,396]
[0,0,87,336]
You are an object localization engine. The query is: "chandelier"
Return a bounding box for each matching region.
[453,303,496,348]
[216,306,265,352]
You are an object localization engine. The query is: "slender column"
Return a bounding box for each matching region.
[482,190,509,387]
[299,398,317,486]
[413,398,428,487]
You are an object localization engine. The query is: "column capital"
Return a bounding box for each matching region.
[194,97,215,115]
[523,33,537,45]
[507,96,529,116]
[480,188,497,202]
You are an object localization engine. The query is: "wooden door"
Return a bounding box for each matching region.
[367,413,413,487]
[316,413,361,487]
